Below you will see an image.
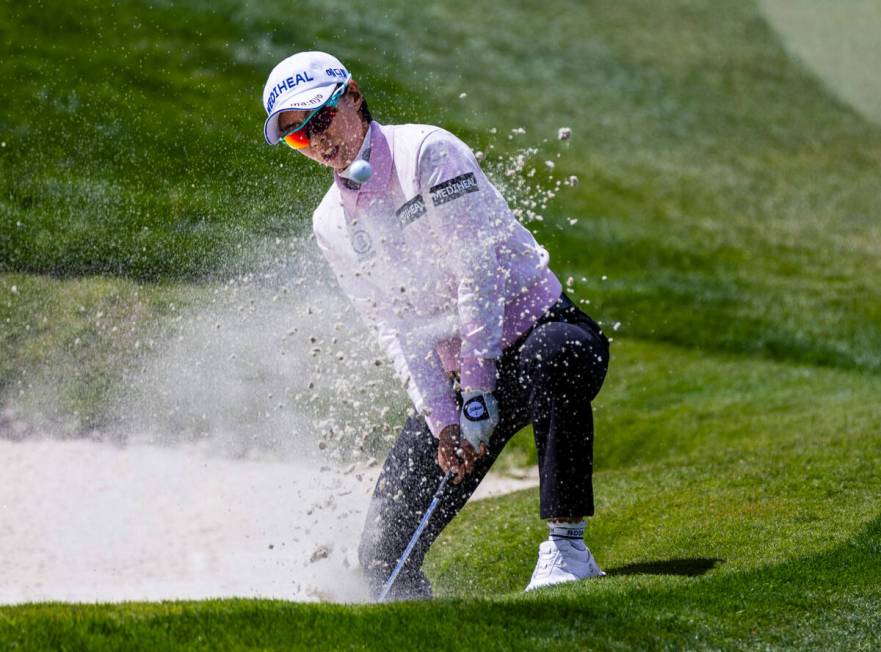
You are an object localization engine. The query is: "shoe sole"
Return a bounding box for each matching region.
[525,569,605,592]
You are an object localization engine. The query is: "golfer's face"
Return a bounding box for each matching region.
[278,82,367,171]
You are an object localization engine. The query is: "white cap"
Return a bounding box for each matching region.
[262,51,351,145]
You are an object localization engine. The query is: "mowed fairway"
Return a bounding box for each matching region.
[761,0,881,123]
[1,0,880,650]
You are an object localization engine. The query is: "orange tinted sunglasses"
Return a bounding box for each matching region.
[280,82,348,150]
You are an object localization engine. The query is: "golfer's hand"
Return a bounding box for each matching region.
[437,424,488,485]
[459,390,499,452]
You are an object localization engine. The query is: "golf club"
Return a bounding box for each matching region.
[378,470,454,602]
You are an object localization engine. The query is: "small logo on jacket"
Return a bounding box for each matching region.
[351,229,373,256]
[396,194,427,227]
[430,173,479,206]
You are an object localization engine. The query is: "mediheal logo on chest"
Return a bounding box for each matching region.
[396,194,427,228]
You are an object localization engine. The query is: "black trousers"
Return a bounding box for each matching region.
[358,292,610,599]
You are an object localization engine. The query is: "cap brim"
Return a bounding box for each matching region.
[263,83,339,145]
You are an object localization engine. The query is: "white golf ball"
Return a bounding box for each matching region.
[348,159,373,184]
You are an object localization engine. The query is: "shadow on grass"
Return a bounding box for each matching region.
[606,557,723,577]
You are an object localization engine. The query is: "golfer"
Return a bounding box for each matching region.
[262,52,610,600]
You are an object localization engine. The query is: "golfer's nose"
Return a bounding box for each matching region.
[311,131,330,149]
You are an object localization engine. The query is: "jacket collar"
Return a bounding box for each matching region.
[334,121,393,215]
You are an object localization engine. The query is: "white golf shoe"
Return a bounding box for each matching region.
[525,538,605,591]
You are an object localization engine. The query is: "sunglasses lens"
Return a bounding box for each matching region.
[282,128,310,150]
[306,106,338,137]
[279,84,345,151]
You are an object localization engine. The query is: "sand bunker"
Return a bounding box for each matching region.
[0,439,537,605]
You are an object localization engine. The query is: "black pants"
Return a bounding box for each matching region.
[358,292,609,599]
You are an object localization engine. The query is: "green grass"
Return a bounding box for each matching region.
[3,0,881,403]
[2,0,881,649]
[431,343,881,594]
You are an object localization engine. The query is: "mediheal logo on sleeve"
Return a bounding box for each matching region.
[429,172,479,206]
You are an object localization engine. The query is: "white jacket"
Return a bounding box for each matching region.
[313,122,561,436]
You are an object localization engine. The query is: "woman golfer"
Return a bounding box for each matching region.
[262,51,609,600]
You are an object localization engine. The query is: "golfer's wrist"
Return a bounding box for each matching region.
[439,424,460,442]
[460,358,497,393]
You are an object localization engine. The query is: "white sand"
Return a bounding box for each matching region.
[0,439,537,605]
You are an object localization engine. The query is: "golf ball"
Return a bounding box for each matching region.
[348,159,373,184]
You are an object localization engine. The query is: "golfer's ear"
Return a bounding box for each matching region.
[348,79,364,106]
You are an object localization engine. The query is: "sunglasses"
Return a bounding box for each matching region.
[279,81,348,150]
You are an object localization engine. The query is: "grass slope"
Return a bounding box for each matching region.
[1,0,880,649]
[3,0,881,376]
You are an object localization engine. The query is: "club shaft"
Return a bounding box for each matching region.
[378,471,452,602]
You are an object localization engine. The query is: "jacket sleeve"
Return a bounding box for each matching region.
[417,130,510,393]
[314,227,459,437]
